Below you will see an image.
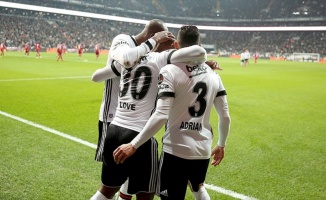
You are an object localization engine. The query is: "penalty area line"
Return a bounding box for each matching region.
[0,110,258,200]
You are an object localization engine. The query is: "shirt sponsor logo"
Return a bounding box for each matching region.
[186,65,208,78]
[158,84,169,90]
[112,40,128,50]
[180,121,202,131]
[158,74,169,90]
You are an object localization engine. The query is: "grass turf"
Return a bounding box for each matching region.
[0,52,325,199]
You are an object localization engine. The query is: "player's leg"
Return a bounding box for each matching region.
[91,186,119,200]
[95,120,105,161]
[91,181,131,200]
[92,125,130,200]
[188,159,210,200]
[128,137,158,200]
[95,122,132,200]
[191,185,210,200]
[91,121,115,200]
[118,179,132,200]
[158,152,188,200]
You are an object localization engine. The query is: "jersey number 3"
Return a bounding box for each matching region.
[189,82,207,117]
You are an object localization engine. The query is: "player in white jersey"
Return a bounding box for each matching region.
[240,50,245,66]
[113,25,231,200]
[244,49,250,66]
[91,19,175,200]
[97,42,206,200]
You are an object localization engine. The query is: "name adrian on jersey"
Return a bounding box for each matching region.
[186,64,208,78]
[180,121,202,131]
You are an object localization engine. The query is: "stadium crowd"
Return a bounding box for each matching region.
[0,0,325,57]
[5,0,326,19]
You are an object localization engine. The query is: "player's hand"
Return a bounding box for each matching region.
[210,146,225,166]
[113,143,136,164]
[151,31,175,44]
[206,60,223,70]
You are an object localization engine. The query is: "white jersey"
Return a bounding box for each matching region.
[240,52,245,60]
[99,34,138,122]
[158,63,227,159]
[111,49,176,132]
[244,51,250,59]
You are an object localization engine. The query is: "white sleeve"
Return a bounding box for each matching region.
[170,45,207,65]
[111,38,157,68]
[213,95,231,147]
[91,61,121,82]
[131,97,173,149]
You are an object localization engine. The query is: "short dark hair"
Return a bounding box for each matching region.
[177,25,200,48]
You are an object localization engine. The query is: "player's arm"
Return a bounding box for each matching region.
[113,96,173,164]
[169,46,223,71]
[211,94,231,166]
[91,61,121,82]
[169,45,207,65]
[112,31,174,68]
[169,46,222,70]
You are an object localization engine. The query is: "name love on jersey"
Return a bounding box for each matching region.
[119,101,135,110]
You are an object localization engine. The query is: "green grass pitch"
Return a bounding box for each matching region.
[0,52,325,200]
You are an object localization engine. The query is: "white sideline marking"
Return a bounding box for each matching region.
[205,184,258,200]
[0,110,96,149]
[0,76,91,82]
[0,110,258,200]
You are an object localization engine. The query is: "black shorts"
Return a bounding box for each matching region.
[95,120,110,161]
[158,152,210,200]
[102,124,159,195]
